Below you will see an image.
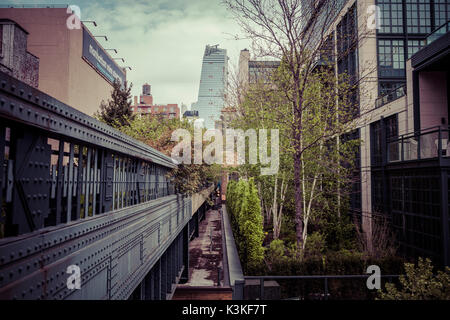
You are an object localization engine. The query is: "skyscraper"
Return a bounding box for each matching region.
[195,44,228,129]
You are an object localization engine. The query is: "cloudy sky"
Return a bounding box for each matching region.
[4,0,252,107]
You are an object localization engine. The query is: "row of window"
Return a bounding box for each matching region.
[132,106,177,113]
[378,39,428,78]
[378,0,450,34]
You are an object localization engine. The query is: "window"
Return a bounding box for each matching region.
[0,24,3,56]
[378,39,405,77]
[337,4,357,58]
[337,5,357,71]
[379,80,406,96]
[434,0,450,29]
[406,0,431,34]
[391,170,443,263]
[378,0,404,33]
[370,114,398,166]
[371,121,383,166]
[407,39,426,58]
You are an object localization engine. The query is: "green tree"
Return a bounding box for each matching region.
[230,63,360,253]
[96,79,134,127]
[223,0,368,249]
[243,178,265,271]
[226,179,265,273]
[117,114,221,194]
[378,258,450,300]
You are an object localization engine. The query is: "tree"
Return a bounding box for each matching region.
[229,60,360,251]
[117,114,222,194]
[226,179,265,272]
[223,0,370,248]
[378,258,450,300]
[96,79,134,127]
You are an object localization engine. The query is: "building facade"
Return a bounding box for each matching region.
[0,19,39,88]
[321,0,450,265]
[0,7,126,116]
[237,49,281,89]
[195,44,228,129]
[131,83,180,119]
[182,110,199,123]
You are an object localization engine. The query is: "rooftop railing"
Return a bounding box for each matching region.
[375,85,406,109]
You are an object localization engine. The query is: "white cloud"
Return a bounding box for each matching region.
[77,0,251,106]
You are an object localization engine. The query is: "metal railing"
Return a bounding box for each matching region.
[0,70,177,238]
[244,275,400,300]
[426,20,450,46]
[375,85,406,109]
[387,126,450,163]
[0,70,192,300]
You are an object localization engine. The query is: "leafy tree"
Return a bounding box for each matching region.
[117,114,221,194]
[96,79,134,127]
[378,258,450,300]
[223,0,369,248]
[230,63,360,253]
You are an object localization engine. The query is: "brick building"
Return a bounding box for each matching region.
[131,83,180,119]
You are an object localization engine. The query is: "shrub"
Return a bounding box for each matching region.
[378,257,450,300]
[226,178,265,273]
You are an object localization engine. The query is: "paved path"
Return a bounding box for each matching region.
[184,209,224,286]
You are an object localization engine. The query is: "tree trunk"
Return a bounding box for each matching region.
[294,142,303,247]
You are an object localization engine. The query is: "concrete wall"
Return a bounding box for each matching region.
[191,185,215,216]
[419,71,448,130]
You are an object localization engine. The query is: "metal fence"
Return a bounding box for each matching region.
[387,126,450,163]
[242,275,400,300]
[0,71,176,238]
[375,85,406,109]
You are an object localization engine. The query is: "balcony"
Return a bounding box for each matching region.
[425,21,450,46]
[387,126,450,164]
[411,20,450,69]
[375,85,406,109]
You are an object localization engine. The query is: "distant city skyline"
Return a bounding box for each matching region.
[1,0,252,107]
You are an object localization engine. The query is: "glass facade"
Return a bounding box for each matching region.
[378,39,406,77]
[195,45,228,129]
[379,0,404,33]
[376,0,450,95]
[406,0,432,34]
[391,170,443,263]
[435,0,450,27]
[337,3,359,117]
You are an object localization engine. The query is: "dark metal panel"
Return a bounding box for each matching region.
[0,194,192,300]
[0,72,175,169]
[11,130,51,234]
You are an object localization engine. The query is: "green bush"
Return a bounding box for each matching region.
[378,257,450,300]
[262,244,406,299]
[226,178,265,273]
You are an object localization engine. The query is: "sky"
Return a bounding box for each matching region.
[2,0,252,107]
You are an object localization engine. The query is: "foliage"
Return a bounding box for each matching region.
[116,114,221,194]
[227,178,265,273]
[95,79,134,127]
[230,63,360,252]
[378,258,450,300]
[223,0,363,247]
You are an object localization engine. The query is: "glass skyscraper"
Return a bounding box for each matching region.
[195,45,228,129]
